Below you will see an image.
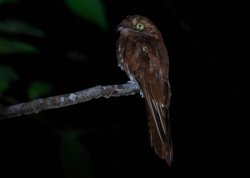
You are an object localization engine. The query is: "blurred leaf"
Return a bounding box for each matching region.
[0,20,45,37]
[64,0,108,32]
[0,81,8,94]
[0,0,18,5]
[28,81,52,100]
[0,38,39,54]
[60,128,93,178]
[66,51,88,62]
[0,65,18,94]
[0,65,19,81]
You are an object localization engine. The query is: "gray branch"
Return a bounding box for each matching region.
[0,83,140,120]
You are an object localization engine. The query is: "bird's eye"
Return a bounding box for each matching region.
[135,22,145,31]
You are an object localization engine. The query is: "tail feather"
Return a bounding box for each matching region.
[146,104,173,165]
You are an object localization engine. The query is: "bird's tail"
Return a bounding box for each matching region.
[146,104,173,166]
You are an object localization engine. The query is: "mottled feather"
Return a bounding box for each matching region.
[116,15,173,165]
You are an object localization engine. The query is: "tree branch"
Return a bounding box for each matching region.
[0,82,140,120]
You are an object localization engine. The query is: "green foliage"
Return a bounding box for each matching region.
[0,38,39,54]
[60,128,93,178]
[28,81,52,100]
[0,65,18,94]
[0,20,45,37]
[0,20,44,54]
[64,0,108,32]
[0,0,18,5]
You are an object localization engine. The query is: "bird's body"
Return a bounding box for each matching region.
[116,15,173,165]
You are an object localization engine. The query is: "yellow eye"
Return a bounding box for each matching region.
[135,22,145,31]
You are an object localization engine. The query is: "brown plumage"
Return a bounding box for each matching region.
[116,15,173,165]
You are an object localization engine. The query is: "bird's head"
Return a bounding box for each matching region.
[117,15,162,39]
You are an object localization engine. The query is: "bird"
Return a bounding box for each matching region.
[116,15,173,165]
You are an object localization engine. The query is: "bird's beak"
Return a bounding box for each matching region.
[116,23,123,32]
[116,26,126,33]
[116,23,130,33]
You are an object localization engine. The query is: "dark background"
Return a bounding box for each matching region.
[0,0,243,177]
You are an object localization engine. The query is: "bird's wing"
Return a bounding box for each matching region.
[143,80,173,165]
[117,36,173,165]
[137,41,173,165]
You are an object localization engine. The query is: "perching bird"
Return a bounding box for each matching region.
[116,15,173,165]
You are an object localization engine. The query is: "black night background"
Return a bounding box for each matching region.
[0,0,243,177]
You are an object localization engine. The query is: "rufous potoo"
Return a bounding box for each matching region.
[116,15,173,165]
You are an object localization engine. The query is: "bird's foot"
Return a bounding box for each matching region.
[127,80,144,98]
[127,80,136,84]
